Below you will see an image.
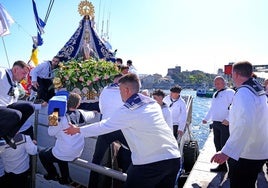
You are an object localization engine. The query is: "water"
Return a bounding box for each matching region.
[165,89,212,149]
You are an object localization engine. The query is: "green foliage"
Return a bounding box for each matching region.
[53,58,120,92]
[169,70,216,88]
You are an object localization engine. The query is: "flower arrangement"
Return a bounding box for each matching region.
[53,58,120,99]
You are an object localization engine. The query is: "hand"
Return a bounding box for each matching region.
[202,120,207,124]
[32,81,39,89]
[64,123,80,136]
[178,130,184,137]
[222,119,229,126]
[211,151,229,164]
[32,139,37,145]
[41,101,48,107]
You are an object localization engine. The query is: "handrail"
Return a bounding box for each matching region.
[74,158,127,182]
[37,145,127,182]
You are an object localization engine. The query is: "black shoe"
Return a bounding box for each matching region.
[44,174,59,181]
[2,135,17,149]
[210,164,227,172]
[59,177,72,185]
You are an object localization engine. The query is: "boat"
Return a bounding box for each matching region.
[196,87,215,98]
[1,1,198,187]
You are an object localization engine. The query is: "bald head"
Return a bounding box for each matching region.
[214,76,226,91]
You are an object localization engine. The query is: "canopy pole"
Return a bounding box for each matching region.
[1,37,11,68]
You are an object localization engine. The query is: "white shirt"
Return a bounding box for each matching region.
[99,84,123,120]
[0,135,37,174]
[80,94,180,165]
[30,61,53,81]
[128,65,138,76]
[0,68,19,106]
[161,104,173,130]
[49,116,85,161]
[221,87,268,160]
[163,95,187,132]
[204,88,235,122]
[49,110,95,161]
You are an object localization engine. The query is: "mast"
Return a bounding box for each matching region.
[97,0,102,33]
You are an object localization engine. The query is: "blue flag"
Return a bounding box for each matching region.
[32,0,45,34]
[32,0,45,46]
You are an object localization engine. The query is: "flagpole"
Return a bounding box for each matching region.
[1,37,10,68]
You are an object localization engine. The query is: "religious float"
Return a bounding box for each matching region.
[53,0,119,101]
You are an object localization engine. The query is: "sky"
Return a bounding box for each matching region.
[1,0,268,77]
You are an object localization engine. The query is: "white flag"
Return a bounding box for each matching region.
[0,4,14,36]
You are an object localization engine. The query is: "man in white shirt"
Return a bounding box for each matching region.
[152,89,173,130]
[0,61,34,149]
[65,73,180,188]
[30,56,60,103]
[88,74,131,188]
[211,61,268,187]
[127,60,138,76]
[203,76,235,172]
[163,85,187,140]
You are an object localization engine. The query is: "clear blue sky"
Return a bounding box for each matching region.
[1,0,268,77]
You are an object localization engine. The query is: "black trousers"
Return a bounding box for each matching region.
[173,125,179,140]
[228,158,265,188]
[88,130,131,188]
[36,77,55,102]
[4,169,30,188]
[0,102,34,138]
[124,158,180,188]
[212,121,229,152]
[39,147,70,179]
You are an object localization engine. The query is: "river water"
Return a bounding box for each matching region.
[165,89,212,149]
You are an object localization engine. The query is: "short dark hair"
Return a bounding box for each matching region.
[152,89,165,98]
[116,58,123,64]
[67,92,81,109]
[127,60,132,66]
[170,85,182,93]
[120,65,129,71]
[233,61,253,78]
[13,60,28,69]
[118,73,140,92]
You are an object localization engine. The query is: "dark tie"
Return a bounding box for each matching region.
[48,61,52,78]
[169,98,178,107]
[6,70,17,97]
[214,88,226,98]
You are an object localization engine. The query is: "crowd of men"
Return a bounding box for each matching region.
[0,59,268,188]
